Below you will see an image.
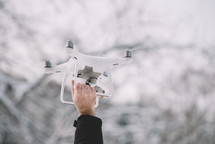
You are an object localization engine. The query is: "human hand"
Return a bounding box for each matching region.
[71,80,96,116]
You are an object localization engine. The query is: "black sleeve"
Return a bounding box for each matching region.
[73,115,103,144]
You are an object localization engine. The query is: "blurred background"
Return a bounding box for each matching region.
[0,0,215,143]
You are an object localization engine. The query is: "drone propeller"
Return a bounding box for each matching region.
[113,43,144,59]
[126,47,143,51]
[122,47,142,59]
[114,43,141,49]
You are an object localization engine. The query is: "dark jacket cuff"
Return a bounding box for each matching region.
[73,115,102,127]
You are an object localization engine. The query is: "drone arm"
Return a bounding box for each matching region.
[54,63,69,73]
[111,58,134,69]
[44,63,68,74]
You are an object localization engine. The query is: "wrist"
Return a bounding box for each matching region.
[78,109,95,117]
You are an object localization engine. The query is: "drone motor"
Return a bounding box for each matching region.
[66,40,73,49]
[44,60,52,68]
[124,50,132,58]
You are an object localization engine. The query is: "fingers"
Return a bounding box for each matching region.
[76,83,81,90]
[72,81,86,89]
[90,86,95,93]
[72,82,96,94]
[74,83,87,91]
[82,84,87,90]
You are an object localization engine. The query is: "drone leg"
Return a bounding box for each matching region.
[106,69,113,96]
[60,73,74,105]
[95,97,99,108]
[73,60,78,85]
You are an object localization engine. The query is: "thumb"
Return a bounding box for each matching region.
[71,80,75,97]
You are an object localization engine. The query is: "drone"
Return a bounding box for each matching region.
[44,40,133,107]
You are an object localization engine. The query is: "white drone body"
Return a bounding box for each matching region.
[44,40,133,107]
